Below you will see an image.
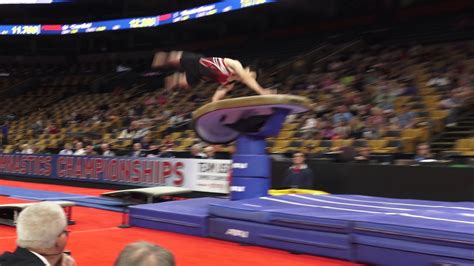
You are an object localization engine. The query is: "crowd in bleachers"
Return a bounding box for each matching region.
[0,40,473,161]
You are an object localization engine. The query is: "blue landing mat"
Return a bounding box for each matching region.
[208,194,474,265]
[209,194,474,234]
[0,185,125,211]
[129,197,226,237]
[209,217,353,260]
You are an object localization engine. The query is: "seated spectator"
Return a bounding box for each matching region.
[44,122,59,135]
[338,144,357,162]
[31,120,44,135]
[130,143,145,157]
[190,144,206,158]
[439,90,463,126]
[115,241,174,266]
[146,145,161,158]
[303,144,318,159]
[118,121,139,139]
[73,142,86,156]
[85,145,97,156]
[133,122,150,142]
[348,116,365,139]
[320,121,336,140]
[59,143,74,155]
[140,134,153,150]
[101,143,116,157]
[414,143,435,162]
[161,135,173,149]
[168,112,183,127]
[158,145,175,158]
[300,115,318,139]
[203,146,216,159]
[375,94,395,112]
[426,73,450,88]
[400,81,418,96]
[332,106,353,124]
[21,144,34,154]
[361,126,380,140]
[355,147,372,162]
[1,121,9,145]
[397,104,416,129]
[32,144,41,154]
[282,152,314,189]
[333,121,351,140]
[0,202,76,266]
[367,107,387,129]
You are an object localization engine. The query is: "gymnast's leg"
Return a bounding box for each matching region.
[151,51,183,68]
[164,72,189,90]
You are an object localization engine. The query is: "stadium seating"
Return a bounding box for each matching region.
[0,39,472,160]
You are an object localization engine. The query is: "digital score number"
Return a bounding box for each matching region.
[129,17,156,29]
[11,25,41,35]
[240,0,268,8]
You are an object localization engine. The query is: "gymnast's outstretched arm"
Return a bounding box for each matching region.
[212,83,234,102]
[224,59,272,96]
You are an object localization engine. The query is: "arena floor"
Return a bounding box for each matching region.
[0,179,361,266]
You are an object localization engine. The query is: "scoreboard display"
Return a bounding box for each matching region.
[0,0,275,35]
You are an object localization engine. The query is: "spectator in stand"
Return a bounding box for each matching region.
[348,116,365,139]
[73,142,86,156]
[21,144,34,154]
[59,143,74,155]
[161,135,173,149]
[85,145,97,156]
[387,112,401,130]
[44,122,59,135]
[426,73,451,90]
[115,241,174,266]
[118,121,139,139]
[169,112,183,127]
[190,144,206,158]
[130,143,145,157]
[140,134,153,150]
[414,143,435,162]
[374,92,395,112]
[355,147,372,162]
[338,143,357,162]
[31,119,44,135]
[439,90,464,126]
[367,107,387,130]
[101,143,115,157]
[144,145,160,157]
[157,145,175,158]
[333,106,353,124]
[300,115,318,139]
[0,202,76,266]
[1,121,9,145]
[333,121,351,140]
[203,146,216,159]
[397,104,417,129]
[133,121,150,142]
[282,152,314,189]
[400,81,418,96]
[320,120,336,140]
[32,144,42,154]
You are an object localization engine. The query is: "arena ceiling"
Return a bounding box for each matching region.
[0,0,468,55]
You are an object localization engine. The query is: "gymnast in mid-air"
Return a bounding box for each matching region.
[152,51,274,102]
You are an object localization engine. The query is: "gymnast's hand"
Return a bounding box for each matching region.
[260,88,277,95]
